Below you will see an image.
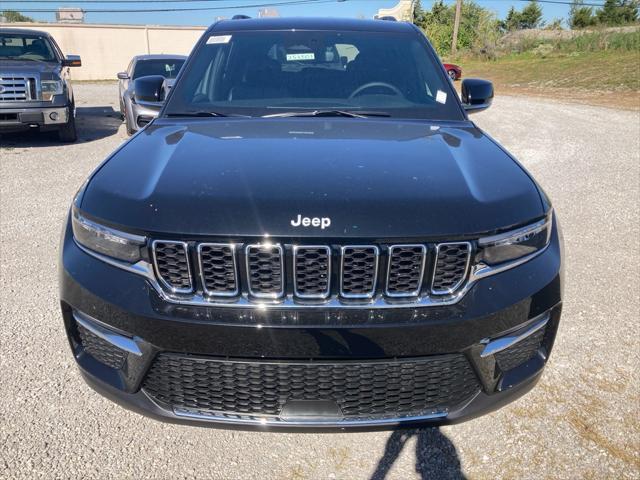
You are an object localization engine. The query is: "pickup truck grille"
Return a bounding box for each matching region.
[151,240,472,304]
[0,76,33,101]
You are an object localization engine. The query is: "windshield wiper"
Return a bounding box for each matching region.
[262,110,390,119]
[166,111,230,118]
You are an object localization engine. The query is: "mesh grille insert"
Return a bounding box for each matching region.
[77,324,126,369]
[294,246,331,298]
[495,327,545,371]
[431,243,471,294]
[143,354,481,420]
[246,244,284,297]
[341,246,378,298]
[153,241,192,293]
[198,244,238,296]
[386,245,427,297]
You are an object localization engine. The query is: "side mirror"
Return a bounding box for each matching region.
[461,78,493,114]
[133,75,165,103]
[117,72,129,80]
[63,55,82,67]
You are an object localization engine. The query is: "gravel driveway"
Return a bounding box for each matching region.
[1,83,638,479]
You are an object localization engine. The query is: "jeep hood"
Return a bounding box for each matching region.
[81,118,544,238]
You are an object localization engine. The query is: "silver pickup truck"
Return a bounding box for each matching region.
[0,27,81,142]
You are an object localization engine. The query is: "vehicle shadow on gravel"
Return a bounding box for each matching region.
[0,106,122,147]
[371,428,466,480]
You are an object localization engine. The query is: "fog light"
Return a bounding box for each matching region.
[49,112,59,121]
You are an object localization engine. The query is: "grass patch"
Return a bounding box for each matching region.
[463,50,639,92]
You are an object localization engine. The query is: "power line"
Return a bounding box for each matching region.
[5,0,338,13]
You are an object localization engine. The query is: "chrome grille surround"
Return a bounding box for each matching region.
[431,242,472,295]
[197,243,239,297]
[0,76,34,101]
[151,240,193,294]
[385,244,427,298]
[340,245,379,299]
[245,243,285,299]
[293,245,332,299]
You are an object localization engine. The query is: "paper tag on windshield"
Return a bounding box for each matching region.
[286,53,315,61]
[436,90,447,104]
[207,35,232,44]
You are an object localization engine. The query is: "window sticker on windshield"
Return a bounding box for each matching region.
[286,53,315,61]
[436,90,447,104]
[207,35,232,44]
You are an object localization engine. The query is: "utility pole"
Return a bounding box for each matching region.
[451,0,462,56]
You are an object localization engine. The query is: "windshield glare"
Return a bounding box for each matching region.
[0,34,57,61]
[166,30,462,120]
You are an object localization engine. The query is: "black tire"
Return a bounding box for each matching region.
[58,106,77,142]
[448,69,457,81]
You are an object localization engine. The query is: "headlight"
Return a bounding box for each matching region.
[478,211,552,265]
[41,80,63,101]
[72,207,146,263]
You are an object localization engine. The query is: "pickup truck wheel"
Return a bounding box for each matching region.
[448,69,457,81]
[58,108,78,143]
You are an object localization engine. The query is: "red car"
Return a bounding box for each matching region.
[443,63,462,81]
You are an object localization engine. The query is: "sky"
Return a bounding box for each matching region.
[6,0,574,27]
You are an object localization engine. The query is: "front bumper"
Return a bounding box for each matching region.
[60,218,563,431]
[130,101,161,131]
[0,106,69,131]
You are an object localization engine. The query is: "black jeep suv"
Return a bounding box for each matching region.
[0,28,81,142]
[60,18,563,430]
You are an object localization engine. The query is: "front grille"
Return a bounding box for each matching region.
[293,246,331,298]
[150,240,473,303]
[431,242,471,294]
[495,327,545,371]
[152,241,193,293]
[143,354,481,420]
[0,76,31,101]
[340,246,379,298]
[386,245,427,297]
[246,244,284,298]
[198,243,238,297]
[77,324,126,369]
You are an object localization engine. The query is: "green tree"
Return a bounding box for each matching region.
[413,0,428,28]
[414,0,500,56]
[501,6,522,31]
[520,0,545,29]
[596,0,639,25]
[1,10,35,22]
[569,0,596,28]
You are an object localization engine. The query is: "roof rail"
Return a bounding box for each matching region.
[376,16,397,21]
[232,14,251,20]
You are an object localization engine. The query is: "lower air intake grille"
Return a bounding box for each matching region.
[431,243,471,294]
[341,246,379,298]
[495,327,545,371]
[246,244,284,298]
[77,324,126,369]
[198,243,238,296]
[143,354,481,419]
[293,246,331,298]
[386,245,426,297]
[153,241,192,293]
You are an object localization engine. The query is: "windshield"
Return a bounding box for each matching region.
[165,30,463,120]
[133,59,185,79]
[0,33,57,62]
